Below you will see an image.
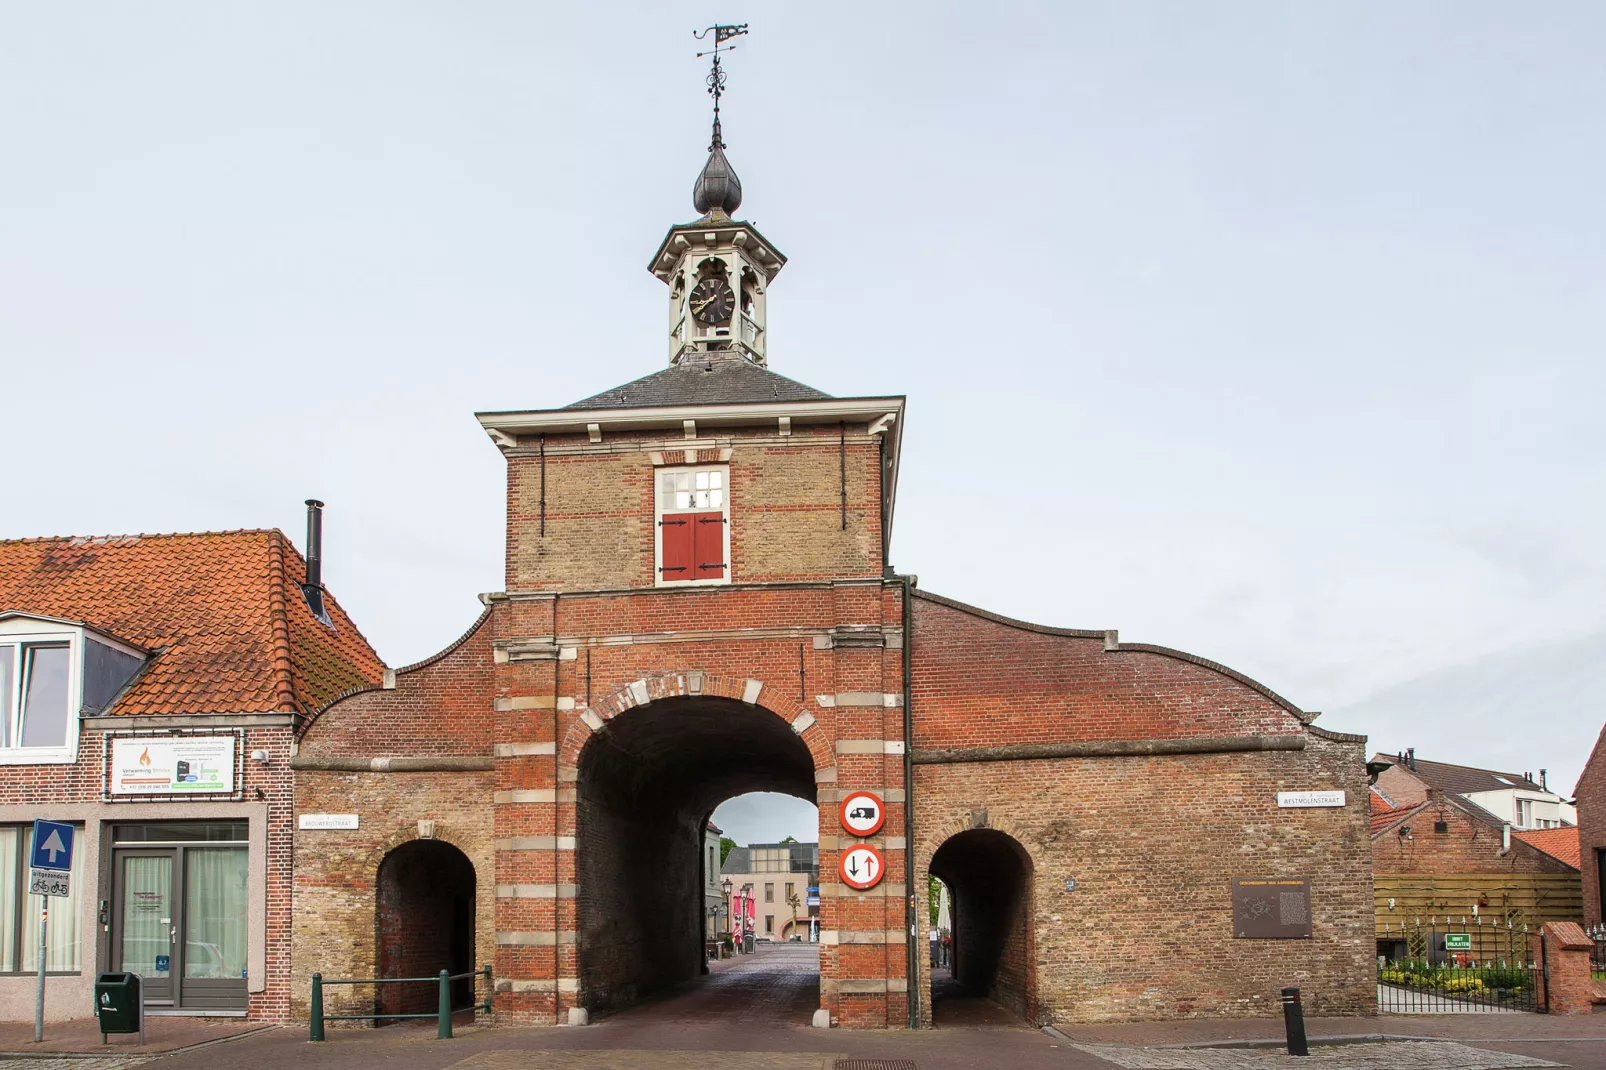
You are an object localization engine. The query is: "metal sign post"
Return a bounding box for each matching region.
[29,820,74,1043]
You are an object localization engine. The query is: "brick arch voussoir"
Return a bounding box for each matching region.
[362,823,479,887]
[562,670,830,773]
[919,813,1036,877]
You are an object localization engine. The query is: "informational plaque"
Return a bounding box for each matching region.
[1232,877,1312,938]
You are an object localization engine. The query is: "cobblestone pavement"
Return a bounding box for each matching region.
[0,1053,147,1060]
[1072,1039,1562,1070]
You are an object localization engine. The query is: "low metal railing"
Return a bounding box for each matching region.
[309,964,492,1041]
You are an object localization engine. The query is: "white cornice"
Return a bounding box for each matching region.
[476,396,904,437]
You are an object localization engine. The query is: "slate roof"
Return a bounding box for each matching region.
[1514,826,1581,870]
[1373,754,1547,795]
[0,531,384,716]
[565,353,833,410]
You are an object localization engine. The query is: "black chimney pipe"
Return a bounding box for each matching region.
[1540,768,1548,790]
[301,500,330,624]
[304,499,324,590]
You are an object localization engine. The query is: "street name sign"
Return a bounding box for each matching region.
[1275,791,1346,808]
[299,814,360,830]
[840,844,885,891]
[839,791,886,837]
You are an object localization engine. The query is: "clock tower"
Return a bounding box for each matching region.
[648,25,784,367]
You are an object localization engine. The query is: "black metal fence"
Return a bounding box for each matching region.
[310,965,492,1040]
[1376,916,1539,1013]
[1590,923,1606,976]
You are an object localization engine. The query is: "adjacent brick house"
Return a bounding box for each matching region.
[1371,785,1581,962]
[287,117,1375,1027]
[1577,722,1606,927]
[0,525,382,1020]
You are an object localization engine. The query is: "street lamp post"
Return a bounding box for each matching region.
[721,877,733,955]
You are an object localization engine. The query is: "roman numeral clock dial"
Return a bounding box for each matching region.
[689,277,735,325]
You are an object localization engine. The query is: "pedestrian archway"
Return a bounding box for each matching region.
[575,693,820,1016]
[928,828,1035,1023]
[375,839,477,1019]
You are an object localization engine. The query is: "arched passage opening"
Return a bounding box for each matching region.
[928,828,1034,1024]
[375,840,477,1020]
[576,694,819,1015]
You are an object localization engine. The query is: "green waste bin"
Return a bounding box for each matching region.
[94,973,142,1042]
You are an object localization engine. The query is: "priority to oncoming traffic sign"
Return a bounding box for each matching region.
[29,820,73,872]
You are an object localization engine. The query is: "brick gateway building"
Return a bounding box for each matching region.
[289,111,1374,1029]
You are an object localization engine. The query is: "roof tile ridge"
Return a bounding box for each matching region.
[265,530,300,715]
[0,528,278,546]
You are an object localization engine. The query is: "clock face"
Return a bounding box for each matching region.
[689,277,735,325]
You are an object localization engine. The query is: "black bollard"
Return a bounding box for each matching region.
[1281,986,1309,1057]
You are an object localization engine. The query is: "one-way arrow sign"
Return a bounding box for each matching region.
[839,844,885,891]
[30,820,73,872]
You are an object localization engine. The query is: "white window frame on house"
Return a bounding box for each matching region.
[0,616,141,766]
[654,464,732,587]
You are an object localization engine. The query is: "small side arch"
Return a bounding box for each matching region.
[928,827,1036,1025]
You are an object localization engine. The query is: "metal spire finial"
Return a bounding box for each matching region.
[690,24,748,217]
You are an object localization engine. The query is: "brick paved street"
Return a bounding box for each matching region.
[42,946,1603,1070]
[1072,1039,1561,1069]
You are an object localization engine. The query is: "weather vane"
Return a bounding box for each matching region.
[693,24,748,150]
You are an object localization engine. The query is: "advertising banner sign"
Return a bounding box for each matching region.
[109,737,236,795]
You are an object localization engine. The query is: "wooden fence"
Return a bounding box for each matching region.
[1375,873,1582,962]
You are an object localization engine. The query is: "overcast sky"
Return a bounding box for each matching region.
[3,4,1602,839]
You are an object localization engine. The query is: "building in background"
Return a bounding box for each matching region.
[721,841,819,942]
[704,821,724,942]
[1374,751,1576,830]
[1575,724,1606,927]
[1371,785,1580,963]
[0,515,383,1020]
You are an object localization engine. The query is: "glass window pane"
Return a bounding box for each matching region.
[19,645,70,749]
[112,822,247,844]
[184,848,248,979]
[695,472,709,490]
[711,489,724,508]
[0,646,13,748]
[675,491,690,509]
[22,826,82,972]
[708,472,722,489]
[674,472,690,491]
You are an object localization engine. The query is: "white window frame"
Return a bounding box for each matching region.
[654,464,732,588]
[0,620,84,765]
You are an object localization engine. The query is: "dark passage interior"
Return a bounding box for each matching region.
[576,695,817,1014]
[929,828,1034,1023]
[376,840,477,1018]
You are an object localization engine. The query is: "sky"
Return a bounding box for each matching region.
[2,3,1603,837]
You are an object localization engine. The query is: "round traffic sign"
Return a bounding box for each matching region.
[839,790,886,837]
[839,843,886,891]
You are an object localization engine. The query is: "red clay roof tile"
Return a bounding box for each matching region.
[0,531,384,716]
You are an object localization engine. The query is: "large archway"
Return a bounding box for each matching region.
[928,828,1035,1024]
[575,693,819,1015]
[375,840,477,1019]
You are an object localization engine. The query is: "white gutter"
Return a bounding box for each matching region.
[475,396,904,437]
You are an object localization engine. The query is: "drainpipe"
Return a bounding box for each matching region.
[902,573,916,1029]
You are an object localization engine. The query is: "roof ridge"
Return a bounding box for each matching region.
[265,531,300,715]
[0,528,279,546]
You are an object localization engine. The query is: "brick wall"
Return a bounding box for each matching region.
[908,593,1374,1025]
[1577,725,1606,927]
[1373,791,1577,876]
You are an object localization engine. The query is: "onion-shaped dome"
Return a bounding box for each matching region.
[693,134,743,217]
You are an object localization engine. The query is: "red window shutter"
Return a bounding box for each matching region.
[692,512,726,580]
[659,514,692,578]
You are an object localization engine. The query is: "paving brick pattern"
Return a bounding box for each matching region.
[606,943,822,1025]
[1072,1039,1561,1070]
[0,1059,149,1070]
[451,1052,834,1069]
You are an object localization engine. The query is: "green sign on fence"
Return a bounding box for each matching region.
[1444,933,1471,951]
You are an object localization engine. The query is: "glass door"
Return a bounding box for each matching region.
[114,851,175,1004]
[179,847,248,1009]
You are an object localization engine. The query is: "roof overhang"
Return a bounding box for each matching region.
[476,394,908,548]
[0,611,149,656]
[647,218,788,283]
